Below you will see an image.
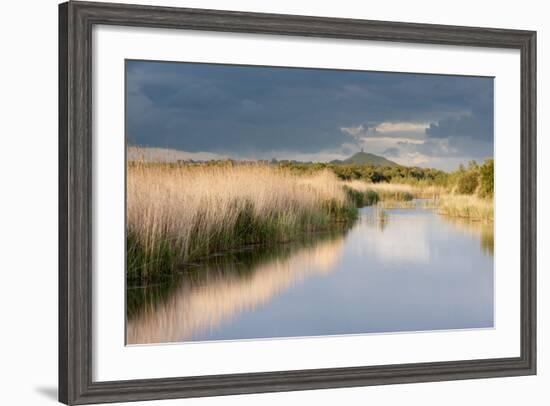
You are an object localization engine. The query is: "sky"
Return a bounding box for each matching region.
[126,60,494,171]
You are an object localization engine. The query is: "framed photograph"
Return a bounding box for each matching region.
[59,1,536,404]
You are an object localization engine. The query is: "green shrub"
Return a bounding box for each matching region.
[455,171,479,195]
[478,159,494,198]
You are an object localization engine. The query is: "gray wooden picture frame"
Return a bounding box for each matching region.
[59,1,537,404]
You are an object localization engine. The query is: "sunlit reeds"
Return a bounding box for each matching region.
[127,161,356,280]
[437,194,493,222]
[343,180,492,219]
[343,181,414,203]
[127,148,494,281]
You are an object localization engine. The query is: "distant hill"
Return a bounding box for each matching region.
[330,151,398,167]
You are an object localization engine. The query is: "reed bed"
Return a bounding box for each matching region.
[358,182,415,194]
[364,182,444,200]
[343,181,415,203]
[377,200,418,209]
[437,194,494,221]
[127,156,493,280]
[343,180,492,220]
[127,162,356,280]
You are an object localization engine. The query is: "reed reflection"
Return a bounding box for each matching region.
[440,216,494,257]
[127,231,347,344]
[363,207,389,231]
[127,205,494,344]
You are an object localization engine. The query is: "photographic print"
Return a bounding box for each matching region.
[125,61,494,345]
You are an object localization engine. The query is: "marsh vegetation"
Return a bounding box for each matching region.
[127,162,356,280]
[127,147,494,282]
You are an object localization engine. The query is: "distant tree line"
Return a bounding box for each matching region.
[157,157,494,199]
[275,159,494,198]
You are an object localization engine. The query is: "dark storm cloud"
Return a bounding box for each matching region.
[126,60,493,167]
[427,113,492,140]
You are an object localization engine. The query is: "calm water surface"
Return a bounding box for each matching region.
[127,203,494,344]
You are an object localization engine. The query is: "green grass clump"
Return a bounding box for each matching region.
[344,186,379,207]
[377,190,414,202]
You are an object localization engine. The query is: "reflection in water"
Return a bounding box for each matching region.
[364,207,389,231]
[127,206,494,345]
[440,216,494,256]
[355,208,431,264]
[127,233,346,344]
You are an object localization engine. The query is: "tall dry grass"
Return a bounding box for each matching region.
[127,162,356,280]
[437,194,493,221]
[343,181,417,205]
[343,181,444,201]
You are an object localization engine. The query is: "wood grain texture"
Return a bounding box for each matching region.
[58,3,69,404]
[58,1,537,404]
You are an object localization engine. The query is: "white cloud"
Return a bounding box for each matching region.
[375,122,429,134]
[340,121,429,143]
[363,136,424,145]
[340,125,366,137]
